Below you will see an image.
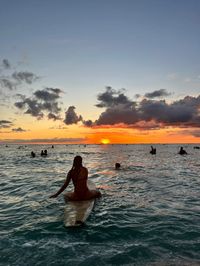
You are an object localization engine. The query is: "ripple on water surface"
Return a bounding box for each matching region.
[1,144,200,265]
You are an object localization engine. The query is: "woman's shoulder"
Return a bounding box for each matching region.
[81,166,88,174]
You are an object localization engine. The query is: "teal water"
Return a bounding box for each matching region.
[0,144,200,266]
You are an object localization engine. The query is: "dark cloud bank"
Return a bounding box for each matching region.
[3,54,196,133]
[1,58,199,133]
[14,86,200,131]
[65,87,200,130]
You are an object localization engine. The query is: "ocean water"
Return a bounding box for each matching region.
[0,144,200,266]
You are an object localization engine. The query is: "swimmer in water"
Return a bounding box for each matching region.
[178,147,187,155]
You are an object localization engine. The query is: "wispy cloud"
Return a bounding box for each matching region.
[0,120,13,128]
[0,78,16,90]
[180,129,200,137]
[0,59,40,91]
[49,125,68,130]
[2,59,11,69]
[12,71,39,84]
[0,137,87,144]
[12,127,27,132]
[144,89,171,99]
[15,88,63,120]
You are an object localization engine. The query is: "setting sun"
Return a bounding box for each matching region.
[100,138,110,144]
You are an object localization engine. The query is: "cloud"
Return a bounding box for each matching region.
[95,86,134,108]
[83,119,93,127]
[0,78,16,90]
[190,130,200,137]
[34,88,62,101]
[49,125,68,130]
[12,71,39,84]
[15,97,44,119]
[80,87,200,130]
[130,120,162,130]
[63,106,82,125]
[0,120,13,128]
[139,95,200,127]
[95,106,139,125]
[0,60,39,91]
[180,129,200,137]
[12,127,27,132]
[15,88,63,120]
[47,113,61,121]
[2,59,11,69]
[0,137,87,144]
[144,89,171,98]
[93,87,138,126]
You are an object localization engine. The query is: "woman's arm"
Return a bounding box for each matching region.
[49,171,71,198]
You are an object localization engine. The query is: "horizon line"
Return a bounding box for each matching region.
[1,142,200,145]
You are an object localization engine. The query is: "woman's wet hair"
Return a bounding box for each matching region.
[73,155,82,168]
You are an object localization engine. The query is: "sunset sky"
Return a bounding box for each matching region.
[0,0,200,144]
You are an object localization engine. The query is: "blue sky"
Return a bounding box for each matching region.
[1,0,200,100]
[0,0,200,143]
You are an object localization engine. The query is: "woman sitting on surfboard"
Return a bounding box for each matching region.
[49,156,101,201]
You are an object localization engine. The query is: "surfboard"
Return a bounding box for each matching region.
[64,180,96,227]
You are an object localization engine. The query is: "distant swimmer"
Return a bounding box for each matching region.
[115,163,121,170]
[41,150,48,156]
[31,151,36,158]
[52,145,54,148]
[49,155,101,201]
[194,146,199,149]
[150,146,156,155]
[178,147,187,155]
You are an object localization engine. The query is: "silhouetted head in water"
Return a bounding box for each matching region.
[31,151,36,158]
[115,163,121,170]
[179,147,187,155]
[150,146,156,154]
[73,155,83,169]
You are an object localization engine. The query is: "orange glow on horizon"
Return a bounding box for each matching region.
[0,121,200,144]
[100,138,111,144]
